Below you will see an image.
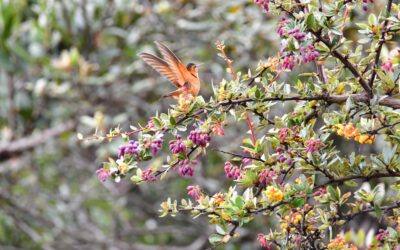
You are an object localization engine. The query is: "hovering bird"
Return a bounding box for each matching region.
[139,41,200,98]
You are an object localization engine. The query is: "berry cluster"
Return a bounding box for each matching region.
[150,137,163,155]
[188,130,211,147]
[224,161,242,180]
[300,45,319,63]
[305,139,324,153]
[178,159,197,176]
[169,135,188,154]
[288,27,306,41]
[118,140,141,158]
[281,55,298,71]
[258,169,276,185]
[142,168,157,182]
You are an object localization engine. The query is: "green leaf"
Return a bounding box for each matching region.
[291,198,306,208]
[169,116,176,126]
[209,233,223,245]
[305,13,317,30]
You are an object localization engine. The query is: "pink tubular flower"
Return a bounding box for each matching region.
[305,139,324,153]
[187,185,202,200]
[257,234,270,249]
[96,168,110,182]
[381,61,393,72]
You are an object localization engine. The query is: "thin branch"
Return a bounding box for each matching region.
[210,147,265,162]
[333,201,400,222]
[367,0,393,89]
[0,121,76,160]
[367,120,400,135]
[314,171,400,190]
[246,66,269,86]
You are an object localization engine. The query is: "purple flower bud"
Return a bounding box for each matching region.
[242,158,251,165]
[279,154,286,162]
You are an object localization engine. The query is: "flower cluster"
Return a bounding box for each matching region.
[300,45,319,63]
[144,133,164,155]
[305,139,324,153]
[188,130,211,147]
[178,93,195,112]
[263,186,283,202]
[169,135,188,154]
[281,55,298,71]
[119,140,140,158]
[142,168,157,182]
[257,234,271,249]
[178,159,197,176]
[281,212,303,232]
[224,161,242,180]
[327,235,357,250]
[187,185,203,200]
[288,27,306,42]
[258,169,276,185]
[335,123,375,144]
[382,61,394,72]
[376,229,389,245]
[96,168,110,182]
[255,0,270,12]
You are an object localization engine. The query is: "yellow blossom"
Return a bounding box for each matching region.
[212,193,225,206]
[354,134,375,144]
[293,214,303,224]
[327,235,346,249]
[264,186,283,202]
[178,93,194,112]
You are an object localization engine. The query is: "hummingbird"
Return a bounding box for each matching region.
[139,41,200,98]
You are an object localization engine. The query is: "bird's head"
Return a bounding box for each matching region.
[186,63,198,77]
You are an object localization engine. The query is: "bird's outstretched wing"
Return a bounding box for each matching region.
[139,52,181,87]
[154,41,192,86]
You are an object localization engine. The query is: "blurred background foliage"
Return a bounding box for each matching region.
[0,0,385,249]
[0,0,279,249]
